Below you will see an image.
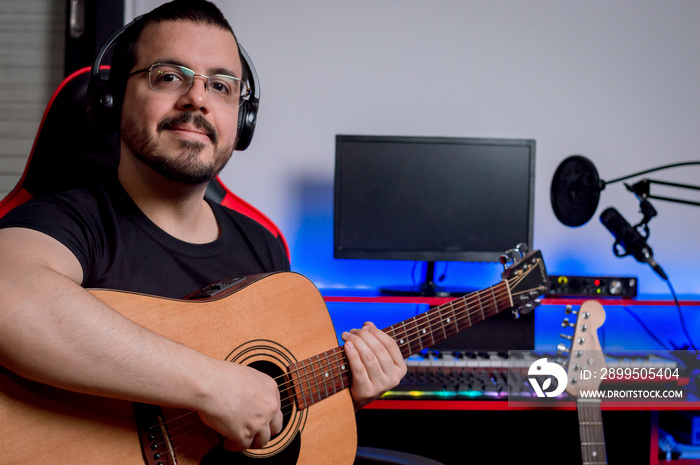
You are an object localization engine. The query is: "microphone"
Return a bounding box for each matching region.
[599,207,668,280]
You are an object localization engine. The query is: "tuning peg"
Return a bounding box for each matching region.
[516,243,529,255]
[564,305,578,315]
[560,333,573,341]
[508,249,520,262]
[561,318,574,328]
[556,343,571,354]
[499,254,510,271]
[521,301,538,314]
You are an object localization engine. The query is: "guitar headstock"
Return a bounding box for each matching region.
[559,300,607,396]
[500,245,549,317]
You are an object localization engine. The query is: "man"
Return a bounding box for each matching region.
[0,0,406,453]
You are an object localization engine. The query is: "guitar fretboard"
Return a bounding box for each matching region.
[287,281,514,410]
[577,398,607,465]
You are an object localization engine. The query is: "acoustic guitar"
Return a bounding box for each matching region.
[0,248,548,464]
[561,300,608,465]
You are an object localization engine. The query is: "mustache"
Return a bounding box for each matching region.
[158,113,218,145]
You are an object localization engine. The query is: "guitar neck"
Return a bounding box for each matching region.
[385,281,512,359]
[288,281,513,410]
[577,398,607,465]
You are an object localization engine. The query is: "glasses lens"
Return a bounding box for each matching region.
[208,75,243,106]
[149,64,192,94]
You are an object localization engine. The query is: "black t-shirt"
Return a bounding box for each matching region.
[0,178,290,298]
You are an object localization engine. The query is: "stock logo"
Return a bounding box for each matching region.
[527,358,568,398]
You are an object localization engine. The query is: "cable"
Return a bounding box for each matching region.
[606,161,700,185]
[622,272,698,352]
[438,262,448,282]
[411,261,419,288]
[622,306,672,351]
[665,278,698,351]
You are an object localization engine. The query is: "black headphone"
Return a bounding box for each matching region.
[86,16,260,151]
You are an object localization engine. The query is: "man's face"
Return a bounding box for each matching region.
[120,20,242,184]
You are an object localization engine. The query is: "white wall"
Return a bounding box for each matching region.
[130,1,700,295]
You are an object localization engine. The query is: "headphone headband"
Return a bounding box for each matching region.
[86,15,260,151]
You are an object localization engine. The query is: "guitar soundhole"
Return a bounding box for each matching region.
[248,360,295,432]
[216,339,308,462]
[199,360,302,464]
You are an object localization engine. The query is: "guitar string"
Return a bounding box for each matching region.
[272,267,534,399]
[148,282,512,461]
[149,266,540,456]
[145,283,517,456]
[156,293,521,456]
[150,279,540,458]
[148,268,537,452]
[205,279,517,415]
[149,264,543,454]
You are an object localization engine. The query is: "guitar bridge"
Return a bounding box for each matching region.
[135,403,178,465]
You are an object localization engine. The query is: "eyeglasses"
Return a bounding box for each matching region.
[128,63,251,107]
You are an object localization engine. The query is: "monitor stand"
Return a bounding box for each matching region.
[379,261,476,297]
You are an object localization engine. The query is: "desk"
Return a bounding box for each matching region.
[323,291,700,464]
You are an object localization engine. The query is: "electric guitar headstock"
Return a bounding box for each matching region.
[499,244,549,318]
[559,300,607,395]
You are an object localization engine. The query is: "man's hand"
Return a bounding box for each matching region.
[342,321,407,410]
[197,361,283,451]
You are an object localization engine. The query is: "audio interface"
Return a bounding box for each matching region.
[546,275,637,298]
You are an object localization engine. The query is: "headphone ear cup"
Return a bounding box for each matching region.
[235,96,258,151]
[235,44,259,151]
[86,72,116,131]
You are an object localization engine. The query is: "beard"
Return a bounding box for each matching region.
[121,112,235,184]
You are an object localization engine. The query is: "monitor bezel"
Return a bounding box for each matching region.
[333,134,536,263]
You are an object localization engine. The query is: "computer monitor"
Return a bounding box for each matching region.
[333,135,536,296]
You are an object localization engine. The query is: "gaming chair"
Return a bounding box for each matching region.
[0,56,442,465]
[0,66,290,259]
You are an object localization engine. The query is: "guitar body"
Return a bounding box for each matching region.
[0,272,357,465]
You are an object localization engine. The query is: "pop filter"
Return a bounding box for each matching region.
[550,155,605,227]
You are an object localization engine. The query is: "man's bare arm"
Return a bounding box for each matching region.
[0,227,282,450]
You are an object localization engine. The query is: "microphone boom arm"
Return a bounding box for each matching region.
[627,178,700,208]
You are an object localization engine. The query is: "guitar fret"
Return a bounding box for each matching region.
[476,290,485,322]
[333,349,346,391]
[408,318,422,353]
[395,322,411,359]
[489,286,497,317]
[337,349,351,390]
[311,357,322,404]
[318,354,330,400]
[449,300,460,334]
[302,360,317,406]
[464,297,472,328]
[424,312,435,348]
[290,362,309,410]
[437,306,448,341]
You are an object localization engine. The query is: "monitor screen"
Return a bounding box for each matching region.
[334,135,536,263]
